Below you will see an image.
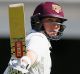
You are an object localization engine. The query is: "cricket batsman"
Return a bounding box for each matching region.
[4,1,67,74]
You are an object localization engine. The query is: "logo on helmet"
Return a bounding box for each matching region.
[52,4,62,13]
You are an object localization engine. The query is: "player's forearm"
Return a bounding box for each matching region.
[26,50,38,65]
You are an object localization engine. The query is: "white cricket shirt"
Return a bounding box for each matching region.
[26,32,52,74]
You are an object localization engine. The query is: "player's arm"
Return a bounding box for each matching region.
[27,49,38,64]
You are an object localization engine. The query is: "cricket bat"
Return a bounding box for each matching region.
[8,3,29,74]
[9,3,26,59]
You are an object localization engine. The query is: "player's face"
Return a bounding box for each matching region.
[42,17,62,37]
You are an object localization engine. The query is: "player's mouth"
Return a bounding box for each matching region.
[46,29,59,37]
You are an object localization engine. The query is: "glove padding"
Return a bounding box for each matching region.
[8,56,31,73]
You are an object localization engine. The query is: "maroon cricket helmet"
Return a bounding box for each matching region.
[33,1,67,21]
[31,2,67,40]
[31,2,67,31]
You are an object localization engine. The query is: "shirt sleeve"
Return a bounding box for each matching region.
[26,33,51,58]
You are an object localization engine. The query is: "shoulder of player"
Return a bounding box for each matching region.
[26,32,47,40]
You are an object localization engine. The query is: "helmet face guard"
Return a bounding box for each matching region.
[43,23,66,40]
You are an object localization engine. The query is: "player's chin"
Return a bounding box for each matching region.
[47,32,58,37]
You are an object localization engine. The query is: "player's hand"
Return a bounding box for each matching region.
[8,58,29,73]
[20,56,29,69]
